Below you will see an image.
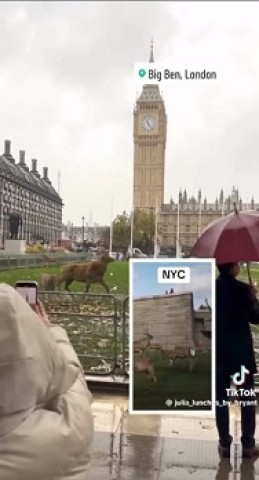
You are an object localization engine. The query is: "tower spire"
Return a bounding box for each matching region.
[149,37,154,62]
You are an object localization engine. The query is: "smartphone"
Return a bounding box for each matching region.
[15,281,38,308]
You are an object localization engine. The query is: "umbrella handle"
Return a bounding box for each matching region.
[247,263,252,285]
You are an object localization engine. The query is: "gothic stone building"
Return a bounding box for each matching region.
[133,41,166,211]
[0,139,62,246]
[159,187,258,252]
[133,44,258,251]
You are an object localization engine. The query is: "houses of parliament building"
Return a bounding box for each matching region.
[133,43,258,251]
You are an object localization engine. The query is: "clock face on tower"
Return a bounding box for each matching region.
[141,115,156,132]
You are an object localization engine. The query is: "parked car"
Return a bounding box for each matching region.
[127,248,148,258]
[109,251,118,259]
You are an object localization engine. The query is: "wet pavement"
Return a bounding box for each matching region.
[90,393,259,479]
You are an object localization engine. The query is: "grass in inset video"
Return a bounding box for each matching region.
[133,350,211,411]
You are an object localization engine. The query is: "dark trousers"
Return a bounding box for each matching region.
[216,370,256,448]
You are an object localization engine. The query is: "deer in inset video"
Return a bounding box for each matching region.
[134,356,157,384]
[147,342,164,356]
[164,336,196,373]
[133,331,153,354]
[148,342,164,354]
[169,346,195,372]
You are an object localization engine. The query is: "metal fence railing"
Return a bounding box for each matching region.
[122,296,129,376]
[252,326,259,390]
[35,292,259,391]
[39,291,129,378]
[0,252,92,270]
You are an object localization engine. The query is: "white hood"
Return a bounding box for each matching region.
[0,284,79,436]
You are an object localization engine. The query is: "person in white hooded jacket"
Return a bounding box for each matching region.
[0,283,94,480]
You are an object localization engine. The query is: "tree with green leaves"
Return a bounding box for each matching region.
[112,211,131,250]
[108,209,156,253]
[133,209,155,253]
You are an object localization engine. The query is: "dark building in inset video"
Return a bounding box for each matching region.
[0,139,63,246]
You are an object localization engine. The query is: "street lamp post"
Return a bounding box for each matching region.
[71,222,74,240]
[154,201,158,258]
[82,216,85,244]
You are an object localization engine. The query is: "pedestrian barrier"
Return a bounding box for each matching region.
[38,292,259,391]
[0,252,91,270]
[122,296,129,376]
[252,326,259,391]
[39,291,129,378]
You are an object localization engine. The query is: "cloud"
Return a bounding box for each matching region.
[169,266,213,307]
[1,2,259,224]
[177,273,211,293]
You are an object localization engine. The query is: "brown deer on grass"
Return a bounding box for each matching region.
[164,342,196,373]
[148,342,164,354]
[133,324,154,353]
[56,253,115,292]
[147,342,164,360]
[39,273,57,291]
[134,331,154,354]
[134,356,157,384]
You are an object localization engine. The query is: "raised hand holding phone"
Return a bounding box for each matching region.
[15,281,38,308]
[35,299,51,326]
[15,281,50,325]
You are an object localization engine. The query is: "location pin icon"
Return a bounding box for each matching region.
[138,69,146,78]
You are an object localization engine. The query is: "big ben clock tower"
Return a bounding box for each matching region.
[133,41,167,212]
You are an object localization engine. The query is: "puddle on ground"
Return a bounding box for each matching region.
[90,393,259,479]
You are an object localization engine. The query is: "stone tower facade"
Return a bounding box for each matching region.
[133,42,167,212]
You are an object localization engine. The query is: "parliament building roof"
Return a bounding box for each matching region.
[0,140,62,204]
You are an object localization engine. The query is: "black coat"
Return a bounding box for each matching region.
[216,273,259,375]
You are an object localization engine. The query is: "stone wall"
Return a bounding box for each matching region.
[133,292,196,349]
[193,309,212,350]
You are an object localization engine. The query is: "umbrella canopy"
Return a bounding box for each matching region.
[191,210,259,264]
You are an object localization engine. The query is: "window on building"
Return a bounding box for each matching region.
[151,148,155,164]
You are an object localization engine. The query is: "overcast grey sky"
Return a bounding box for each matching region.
[0,2,259,226]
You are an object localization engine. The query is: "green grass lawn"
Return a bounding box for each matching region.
[0,261,257,296]
[133,351,212,411]
[0,261,129,294]
[1,261,257,376]
[239,264,259,284]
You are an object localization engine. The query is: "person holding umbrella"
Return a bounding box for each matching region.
[191,208,259,458]
[216,262,259,458]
